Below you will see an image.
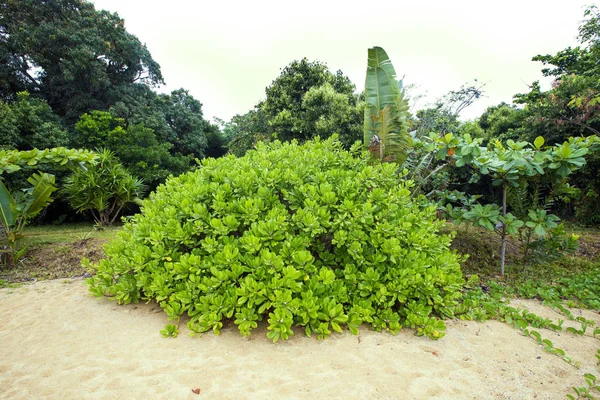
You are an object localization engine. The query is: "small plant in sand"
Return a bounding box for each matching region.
[87,137,465,341]
[567,373,600,399]
[160,324,179,338]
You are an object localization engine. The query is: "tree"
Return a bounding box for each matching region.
[157,89,211,158]
[0,91,68,150]
[0,0,163,122]
[477,102,528,142]
[261,58,362,144]
[512,6,600,223]
[111,87,213,160]
[73,111,189,188]
[204,123,228,159]
[225,108,271,157]
[413,82,484,137]
[515,6,600,143]
[443,134,598,274]
[302,83,362,148]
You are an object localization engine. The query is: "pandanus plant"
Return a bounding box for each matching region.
[363,47,412,164]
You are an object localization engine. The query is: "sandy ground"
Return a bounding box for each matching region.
[1,279,599,400]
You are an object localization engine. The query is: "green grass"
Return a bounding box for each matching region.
[20,223,120,247]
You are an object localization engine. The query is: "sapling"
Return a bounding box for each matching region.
[446,134,598,274]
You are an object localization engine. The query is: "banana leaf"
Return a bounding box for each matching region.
[0,180,16,228]
[363,47,412,163]
[364,47,400,147]
[24,172,57,218]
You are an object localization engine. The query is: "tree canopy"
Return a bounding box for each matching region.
[0,0,163,122]
[0,91,69,150]
[260,58,362,146]
[73,111,189,188]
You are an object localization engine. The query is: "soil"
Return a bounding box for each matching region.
[0,238,107,283]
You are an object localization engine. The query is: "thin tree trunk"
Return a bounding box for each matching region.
[91,209,101,226]
[110,205,124,225]
[500,182,508,275]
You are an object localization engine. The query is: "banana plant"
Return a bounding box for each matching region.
[0,172,57,268]
[363,47,412,164]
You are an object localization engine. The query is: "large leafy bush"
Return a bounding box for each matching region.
[88,137,464,341]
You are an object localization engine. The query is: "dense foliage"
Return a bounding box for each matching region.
[88,138,465,340]
[73,111,188,187]
[0,1,222,196]
[0,0,163,122]
[0,92,69,150]
[110,87,221,161]
[225,59,363,156]
[460,6,600,223]
[0,147,97,266]
[442,134,598,273]
[262,59,362,146]
[222,108,271,157]
[0,147,97,175]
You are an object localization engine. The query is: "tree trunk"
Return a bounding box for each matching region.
[500,182,507,275]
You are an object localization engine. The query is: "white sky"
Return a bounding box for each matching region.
[92,0,596,122]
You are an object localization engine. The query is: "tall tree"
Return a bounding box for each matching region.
[477,102,528,142]
[514,5,600,143]
[0,0,163,122]
[224,108,270,157]
[503,6,600,223]
[110,87,212,159]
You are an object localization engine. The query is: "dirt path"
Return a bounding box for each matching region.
[1,279,599,399]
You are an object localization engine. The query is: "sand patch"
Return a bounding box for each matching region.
[1,279,599,399]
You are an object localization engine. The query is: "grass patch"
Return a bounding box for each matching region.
[19,223,118,248]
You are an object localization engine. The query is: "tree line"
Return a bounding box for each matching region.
[1,0,599,226]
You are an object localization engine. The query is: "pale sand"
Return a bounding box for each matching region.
[1,279,599,400]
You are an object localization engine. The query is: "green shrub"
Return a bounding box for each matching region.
[62,149,145,226]
[87,137,464,341]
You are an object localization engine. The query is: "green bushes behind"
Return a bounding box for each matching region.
[88,137,464,340]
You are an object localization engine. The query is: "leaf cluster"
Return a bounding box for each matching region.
[0,147,97,175]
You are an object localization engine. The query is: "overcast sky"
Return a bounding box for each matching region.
[92,0,595,122]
